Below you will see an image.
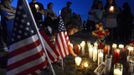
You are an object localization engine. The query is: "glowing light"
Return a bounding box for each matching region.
[83,62,88,68]
[112,43,117,49]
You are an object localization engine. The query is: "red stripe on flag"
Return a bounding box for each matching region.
[55,36,64,58]
[16,61,47,75]
[40,31,59,56]
[59,33,67,56]
[46,48,55,62]
[9,40,40,58]
[8,49,44,71]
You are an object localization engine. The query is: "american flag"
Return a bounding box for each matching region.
[7,0,47,75]
[40,31,59,63]
[55,16,70,58]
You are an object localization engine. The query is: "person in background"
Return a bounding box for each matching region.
[44,2,58,36]
[119,2,133,44]
[46,2,57,20]
[104,0,119,43]
[87,1,104,32]
[0,0,15,68]
[0,0,16,47]
[61,1,72,26]
[29,0,45,29]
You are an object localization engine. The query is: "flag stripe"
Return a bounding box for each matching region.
[7,52,46,74]
[9,36,40,58]
[59,32,67,56]
[8,44,42,65]
[17,61,47,75]
[61,32,69,55]
[55,36,64,58]
[8,49,45,70]
[9,34,38,52]
[40,31,59,63]
[56,34,66,58]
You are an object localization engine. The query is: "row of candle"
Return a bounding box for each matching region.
[73,41,134,66]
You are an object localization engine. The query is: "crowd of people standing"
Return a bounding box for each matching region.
[0,0,134,52]
[87,0,134,44]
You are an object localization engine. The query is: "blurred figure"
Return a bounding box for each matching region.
[0,0,16,47]
[87,1,104,31]
[0,0,15,68]
[44,2,58,36]
[119,2,133,44]
[61,1,72,25]
[104,0,119,43]
[70,13,82,28]
[46,2,57,20]
[29,0,45,29]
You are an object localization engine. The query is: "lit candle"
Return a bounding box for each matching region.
[104,45,110,55]
[114,69,123,75]
[119,44,124,49]
[88,45,93,59]
[98,50,103,66]
[93,47,98,62]
[83,61,89,68]
[109,6,114,13]
[35,4,39,9]
[112,43,117,49]
[114,63,123,75]
[75,56,82,66]
[80,41,86,55]
[94,42,98,48]
[114,49,120,63]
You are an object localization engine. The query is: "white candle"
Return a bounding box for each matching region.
[93,47,98,62]
[98,50,103,66]
[94,42,98,48]
[88,45,93,59]
[80,41,86,55]
[114,69,123,75]
[127,46,133,56]
[75,56,82,66]
[104,55,112,73]
[114,63,123,75]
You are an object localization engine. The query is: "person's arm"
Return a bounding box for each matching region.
[5,15,15,20]
[1,6,16,14]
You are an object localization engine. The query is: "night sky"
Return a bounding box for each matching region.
[10,0,134,21]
